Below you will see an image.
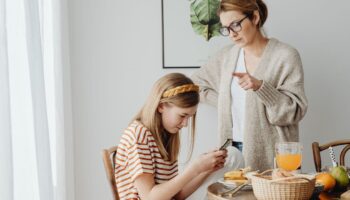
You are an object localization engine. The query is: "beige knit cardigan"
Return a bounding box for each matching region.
[191,38,308,171]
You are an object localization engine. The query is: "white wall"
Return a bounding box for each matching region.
[68,0,350,200]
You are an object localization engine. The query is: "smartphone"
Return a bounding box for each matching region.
[219,138,233,150]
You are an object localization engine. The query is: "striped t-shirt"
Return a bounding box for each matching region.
[114,121,178,200]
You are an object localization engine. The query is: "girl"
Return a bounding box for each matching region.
[115,73,227,200]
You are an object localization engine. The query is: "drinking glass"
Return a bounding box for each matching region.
[275,142,302,171]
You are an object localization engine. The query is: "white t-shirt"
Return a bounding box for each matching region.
[231,49,246,142]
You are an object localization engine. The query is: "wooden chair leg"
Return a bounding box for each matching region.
[340,144,350,166]
[312,142,322,172]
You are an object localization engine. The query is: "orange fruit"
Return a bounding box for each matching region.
[318,192,332,200]
[316,172,336,191]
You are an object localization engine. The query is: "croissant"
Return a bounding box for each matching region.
[271,168,294,180]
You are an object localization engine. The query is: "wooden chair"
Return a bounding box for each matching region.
[312,140,350,172]
[102,146,119,200]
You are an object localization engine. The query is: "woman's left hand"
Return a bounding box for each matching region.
[233,72,262,91]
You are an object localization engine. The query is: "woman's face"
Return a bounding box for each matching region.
[158,103,197,134]
[219,10,259,47]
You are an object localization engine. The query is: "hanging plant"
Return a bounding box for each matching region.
[190,0,221,41]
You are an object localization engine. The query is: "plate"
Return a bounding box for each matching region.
[217,178,252,190]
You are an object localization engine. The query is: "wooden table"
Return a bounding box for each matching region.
[207,182,350,200]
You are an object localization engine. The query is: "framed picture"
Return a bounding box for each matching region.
[161,0,228,69]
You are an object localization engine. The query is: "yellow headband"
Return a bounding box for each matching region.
[162,84,199,98]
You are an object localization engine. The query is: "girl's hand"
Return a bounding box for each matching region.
[190,149,227,174]
[233,72,262,91]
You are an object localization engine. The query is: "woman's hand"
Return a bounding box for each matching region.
[189,149,227,175]
[233,72,262,91]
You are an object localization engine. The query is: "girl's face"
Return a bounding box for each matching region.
[219,10,260,48]
[158,103,197,134]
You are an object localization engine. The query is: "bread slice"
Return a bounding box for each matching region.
[224,170,247,180]
[341,190,350,200]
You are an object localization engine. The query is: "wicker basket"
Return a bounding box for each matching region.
[251,169,315,200]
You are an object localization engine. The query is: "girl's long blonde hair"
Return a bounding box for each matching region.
[133,73,199,162]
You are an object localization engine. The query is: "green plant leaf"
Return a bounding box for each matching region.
[190,0,221,41]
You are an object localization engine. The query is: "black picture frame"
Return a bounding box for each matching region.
[161,0,200,69]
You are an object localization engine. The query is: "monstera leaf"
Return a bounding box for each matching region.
[190,0,221,41]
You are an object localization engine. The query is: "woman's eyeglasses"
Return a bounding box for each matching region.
[219,15,249,36]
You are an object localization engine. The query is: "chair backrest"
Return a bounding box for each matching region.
[102,146,119,200]
[312,139,350,172]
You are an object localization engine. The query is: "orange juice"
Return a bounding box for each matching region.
[276,153,302,171]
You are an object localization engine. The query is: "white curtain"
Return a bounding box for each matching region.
[0,0,71,199]
[0,1,14,200]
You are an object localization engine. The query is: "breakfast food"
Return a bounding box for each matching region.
[340,190,350,200]
[330,166,350,190]
[223,167,251,184]
[316,172,336,191]
[271,168,294,180]
[224,169,246,180]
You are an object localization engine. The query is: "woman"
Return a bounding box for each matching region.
[191,0,308,171]
[114,73,227,200]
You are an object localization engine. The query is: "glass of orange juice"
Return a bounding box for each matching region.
[275,142,302,171]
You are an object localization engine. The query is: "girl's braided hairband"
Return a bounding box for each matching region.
[162,84,199,98]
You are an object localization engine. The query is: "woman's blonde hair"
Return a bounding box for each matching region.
[133,73,199,162]
[218,0,268,28]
